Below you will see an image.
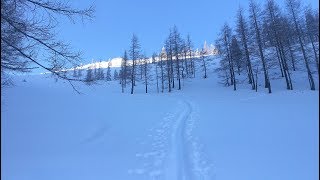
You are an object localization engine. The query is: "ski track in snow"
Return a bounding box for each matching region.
[129,98,214,180]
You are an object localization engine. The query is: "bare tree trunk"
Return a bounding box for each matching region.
[278,46,291,89]
[255,67,258,92]
[177,59,181,90]
[288,44,296,71]
[170,55,174,89]
[230,54,236,90]
[156,64,159,93]
[201,55,207,78]
[160,56,164,93]
[131,64,134,94]
[237,7,255,90]
[309,34,319,76]
[145,69,147,94]
[184,52,188,76]
[287,0,315,90]
[276,47,284,77]
[167,56,171,92]
[250,2,271,93]
[121,76,124,93]
[280,41,293,90]
[298,38,316,90]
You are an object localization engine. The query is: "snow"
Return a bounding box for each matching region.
[60,46,218,73]
[1,59,319,180]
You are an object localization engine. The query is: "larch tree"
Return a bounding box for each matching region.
[230,36,243,75]
[113,69,119,81]
[129,34,141,94]
[224,24,236,91]
[305,7,319,76]
[153,53,159,93]
[106,61,112,81]
[249,0,272,93]
[73,67,77,77]
[278,16,297,72]
[172,25,183,90]
[181,39,188,79]
[120,50,128,92]
[85,67,94,85]
[78,66,83,78]
[142,55,151,93]
[236,7,255,90]
[286,0,315,90]
[165,30,174,92]
[159,47,166,93]
[1,0,94,91]
[264,0,293,90]
[186,34,195,78]
[215,23,236,90]
[200,48,208,79]
[95,62,104,80]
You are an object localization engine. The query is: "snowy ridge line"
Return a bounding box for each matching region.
[46,51,218,74]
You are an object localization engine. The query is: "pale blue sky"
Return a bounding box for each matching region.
[56,0,319,64]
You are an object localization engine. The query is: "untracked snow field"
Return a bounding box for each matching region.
[1,68,319,180]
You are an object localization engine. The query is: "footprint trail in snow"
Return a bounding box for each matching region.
[129,99,214,180]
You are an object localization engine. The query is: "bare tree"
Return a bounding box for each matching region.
[225,26,237,91]
[73,67,77,77]
[85,67,94,85]
[142,55,151,93]
[186,34,195,78]
[249,0,272,93]
[264,0,293,90]
[236,6,256,90]
[77,65,83,78]
[120,50,128,93]
[181,39,188,79]
[172,25,183,90]
[159,47,166,93]
[152,53,159,93]
[216,23,236,91]
[106,61,112,81]
[286,0,315,90]
[113,69,119,81]
[129,34,141,94]
[95,61,104,80]
[165,30,174,92]
[305,6,319,76]
[278,16,297,72]
[230,36,243,75]
[1,0,94,91]
[200,48,208,78]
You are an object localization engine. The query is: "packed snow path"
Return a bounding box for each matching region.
[165,99,213,180]
[165,100,192,180]
[129,98,213,180]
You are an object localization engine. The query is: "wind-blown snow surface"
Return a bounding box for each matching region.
[2,68,319,180]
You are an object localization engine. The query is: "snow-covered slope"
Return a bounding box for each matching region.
[74,57,123,69]
[65,44,218,72]
[1,60,319,180]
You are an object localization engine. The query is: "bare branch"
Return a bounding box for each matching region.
[2,37,84,94]
[25,0,95,22]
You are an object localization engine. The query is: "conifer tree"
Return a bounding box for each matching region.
[106,62,112,81]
